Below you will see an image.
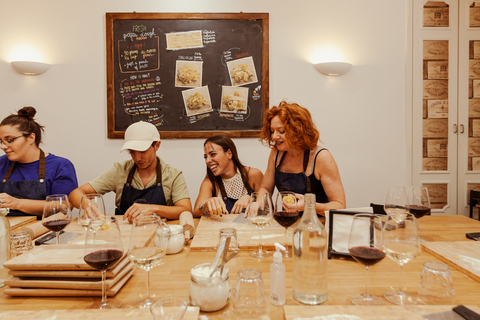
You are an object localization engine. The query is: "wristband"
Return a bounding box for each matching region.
[199,202,210,217]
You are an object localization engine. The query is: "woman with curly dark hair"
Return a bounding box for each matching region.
[0,107,78,218]
[258,101,345,215]
[194,135,263,217]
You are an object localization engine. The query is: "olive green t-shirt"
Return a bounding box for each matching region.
[89,157,190,208]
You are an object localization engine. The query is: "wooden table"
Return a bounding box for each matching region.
[1,215,480,319]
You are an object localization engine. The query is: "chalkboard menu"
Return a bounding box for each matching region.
[106,12,269,139]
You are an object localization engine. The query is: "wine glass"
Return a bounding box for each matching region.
[348,213,386,305]
[42,194,72,245]
[83,216,124,309]
[407,186,431,219]
[273,191,299,258]
[383,212,421,305]
[246,192,273,258]
[384,186,408,223]
[78,193,106,230]
[128,213,171,308]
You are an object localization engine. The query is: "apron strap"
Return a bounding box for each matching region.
[3,149,45,181]
[126,157,162,186]
[303,149,312,193]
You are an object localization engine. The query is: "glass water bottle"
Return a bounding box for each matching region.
[292,193,328,304]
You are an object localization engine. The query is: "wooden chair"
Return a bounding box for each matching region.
[469,190,480,220]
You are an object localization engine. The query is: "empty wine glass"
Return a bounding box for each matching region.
[383,212,421,305]
[245,192,273,259]
[348,213,386,305]
[42,194,72,245]
[84,216,124,309]
[384,186,408,223]
[128,213,171,308]
[273,191,299,258]
[78,193,106,230]
[232,269,267,318]
[407,186,431,219]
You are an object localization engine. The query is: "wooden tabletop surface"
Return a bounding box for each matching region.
[1,215,480,319]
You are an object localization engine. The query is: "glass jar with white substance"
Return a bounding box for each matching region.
[189,262,231,312]
[166,225,184,254]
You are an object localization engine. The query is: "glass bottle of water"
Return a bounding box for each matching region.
[292,193,328,304]
[0,208,11,287]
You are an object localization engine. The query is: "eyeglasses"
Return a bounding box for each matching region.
[0,135,25,146]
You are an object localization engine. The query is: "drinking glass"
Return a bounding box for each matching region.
[150,297,188,320]
[383,213,421,305]
[384,186,408,223]
[273,191,299,258]
[347,213,386,305]
[232,268,267,318]
[407,186,431,219]
[78,193,106,230]
[128,213,171,308]
[245,192,273,258]
[42,194,72,245]
[83,216,124,309]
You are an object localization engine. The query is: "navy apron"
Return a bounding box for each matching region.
[116,157,167,215]
[274,149,311,195]
[0,150,47,219]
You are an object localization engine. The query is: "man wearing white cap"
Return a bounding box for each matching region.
[69,121,192,222]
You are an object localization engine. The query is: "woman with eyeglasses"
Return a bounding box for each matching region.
[0,107,78,218]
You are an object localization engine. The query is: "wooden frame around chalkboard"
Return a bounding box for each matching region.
[106,12,269,139]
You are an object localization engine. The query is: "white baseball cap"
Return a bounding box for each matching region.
[120,121,160,152]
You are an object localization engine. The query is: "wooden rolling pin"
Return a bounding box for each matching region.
[179,211,195,242]
[20,220,49,240]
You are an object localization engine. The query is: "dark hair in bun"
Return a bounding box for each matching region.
[0,106,45,146]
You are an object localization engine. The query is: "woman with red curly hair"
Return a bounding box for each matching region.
[258,101,345,215]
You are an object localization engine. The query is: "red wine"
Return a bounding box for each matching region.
[42,219,71,232]
[274,211,300,228]
[349,246,386,266]
[408,205,430,218]
[84,249,123,270]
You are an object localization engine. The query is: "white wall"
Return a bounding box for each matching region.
[0,0,408,214]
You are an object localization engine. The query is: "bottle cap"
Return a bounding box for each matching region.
[273,242,286,263]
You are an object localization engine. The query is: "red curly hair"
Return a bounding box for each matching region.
[260,101,320,150]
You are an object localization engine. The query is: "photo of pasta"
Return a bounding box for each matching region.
[181,86,213,116]
[220,86,248,114]
[227,56,258,86]
[175,61,203,88]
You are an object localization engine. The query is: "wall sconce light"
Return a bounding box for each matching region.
[11,61,51,75]
[314,62,352,76]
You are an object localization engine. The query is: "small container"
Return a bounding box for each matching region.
[189,262,231,312]
[10,230,33,258]
[166,225,184,254]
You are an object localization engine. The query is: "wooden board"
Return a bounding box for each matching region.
[8,216,37,231]
[421,241,480,282]
[3,244,128,271]
[190,214,286,251]
[0,307,199,320]
[4,262,134,290]
[7,253,131,278]
[284,305,480,320]
[3,268,134,297]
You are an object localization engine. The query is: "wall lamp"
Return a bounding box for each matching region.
[314,62,352,76]
[11,61,51,75]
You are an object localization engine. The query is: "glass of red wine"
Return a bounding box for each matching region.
[407,186,431,219]
[348,213,386,305]
[273,191,299,258]
[84,216,124,309]
[41,194,72,245]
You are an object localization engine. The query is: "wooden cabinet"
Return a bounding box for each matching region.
[411,0,480,215]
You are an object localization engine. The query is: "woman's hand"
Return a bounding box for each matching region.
[295,193,305,212]
[203,197,228,217]
[231,194,250,214]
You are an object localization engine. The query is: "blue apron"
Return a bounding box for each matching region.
[0,150,46,219]
[116,157,167,215]
[216,172,253,213]
[274,149,311,195]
